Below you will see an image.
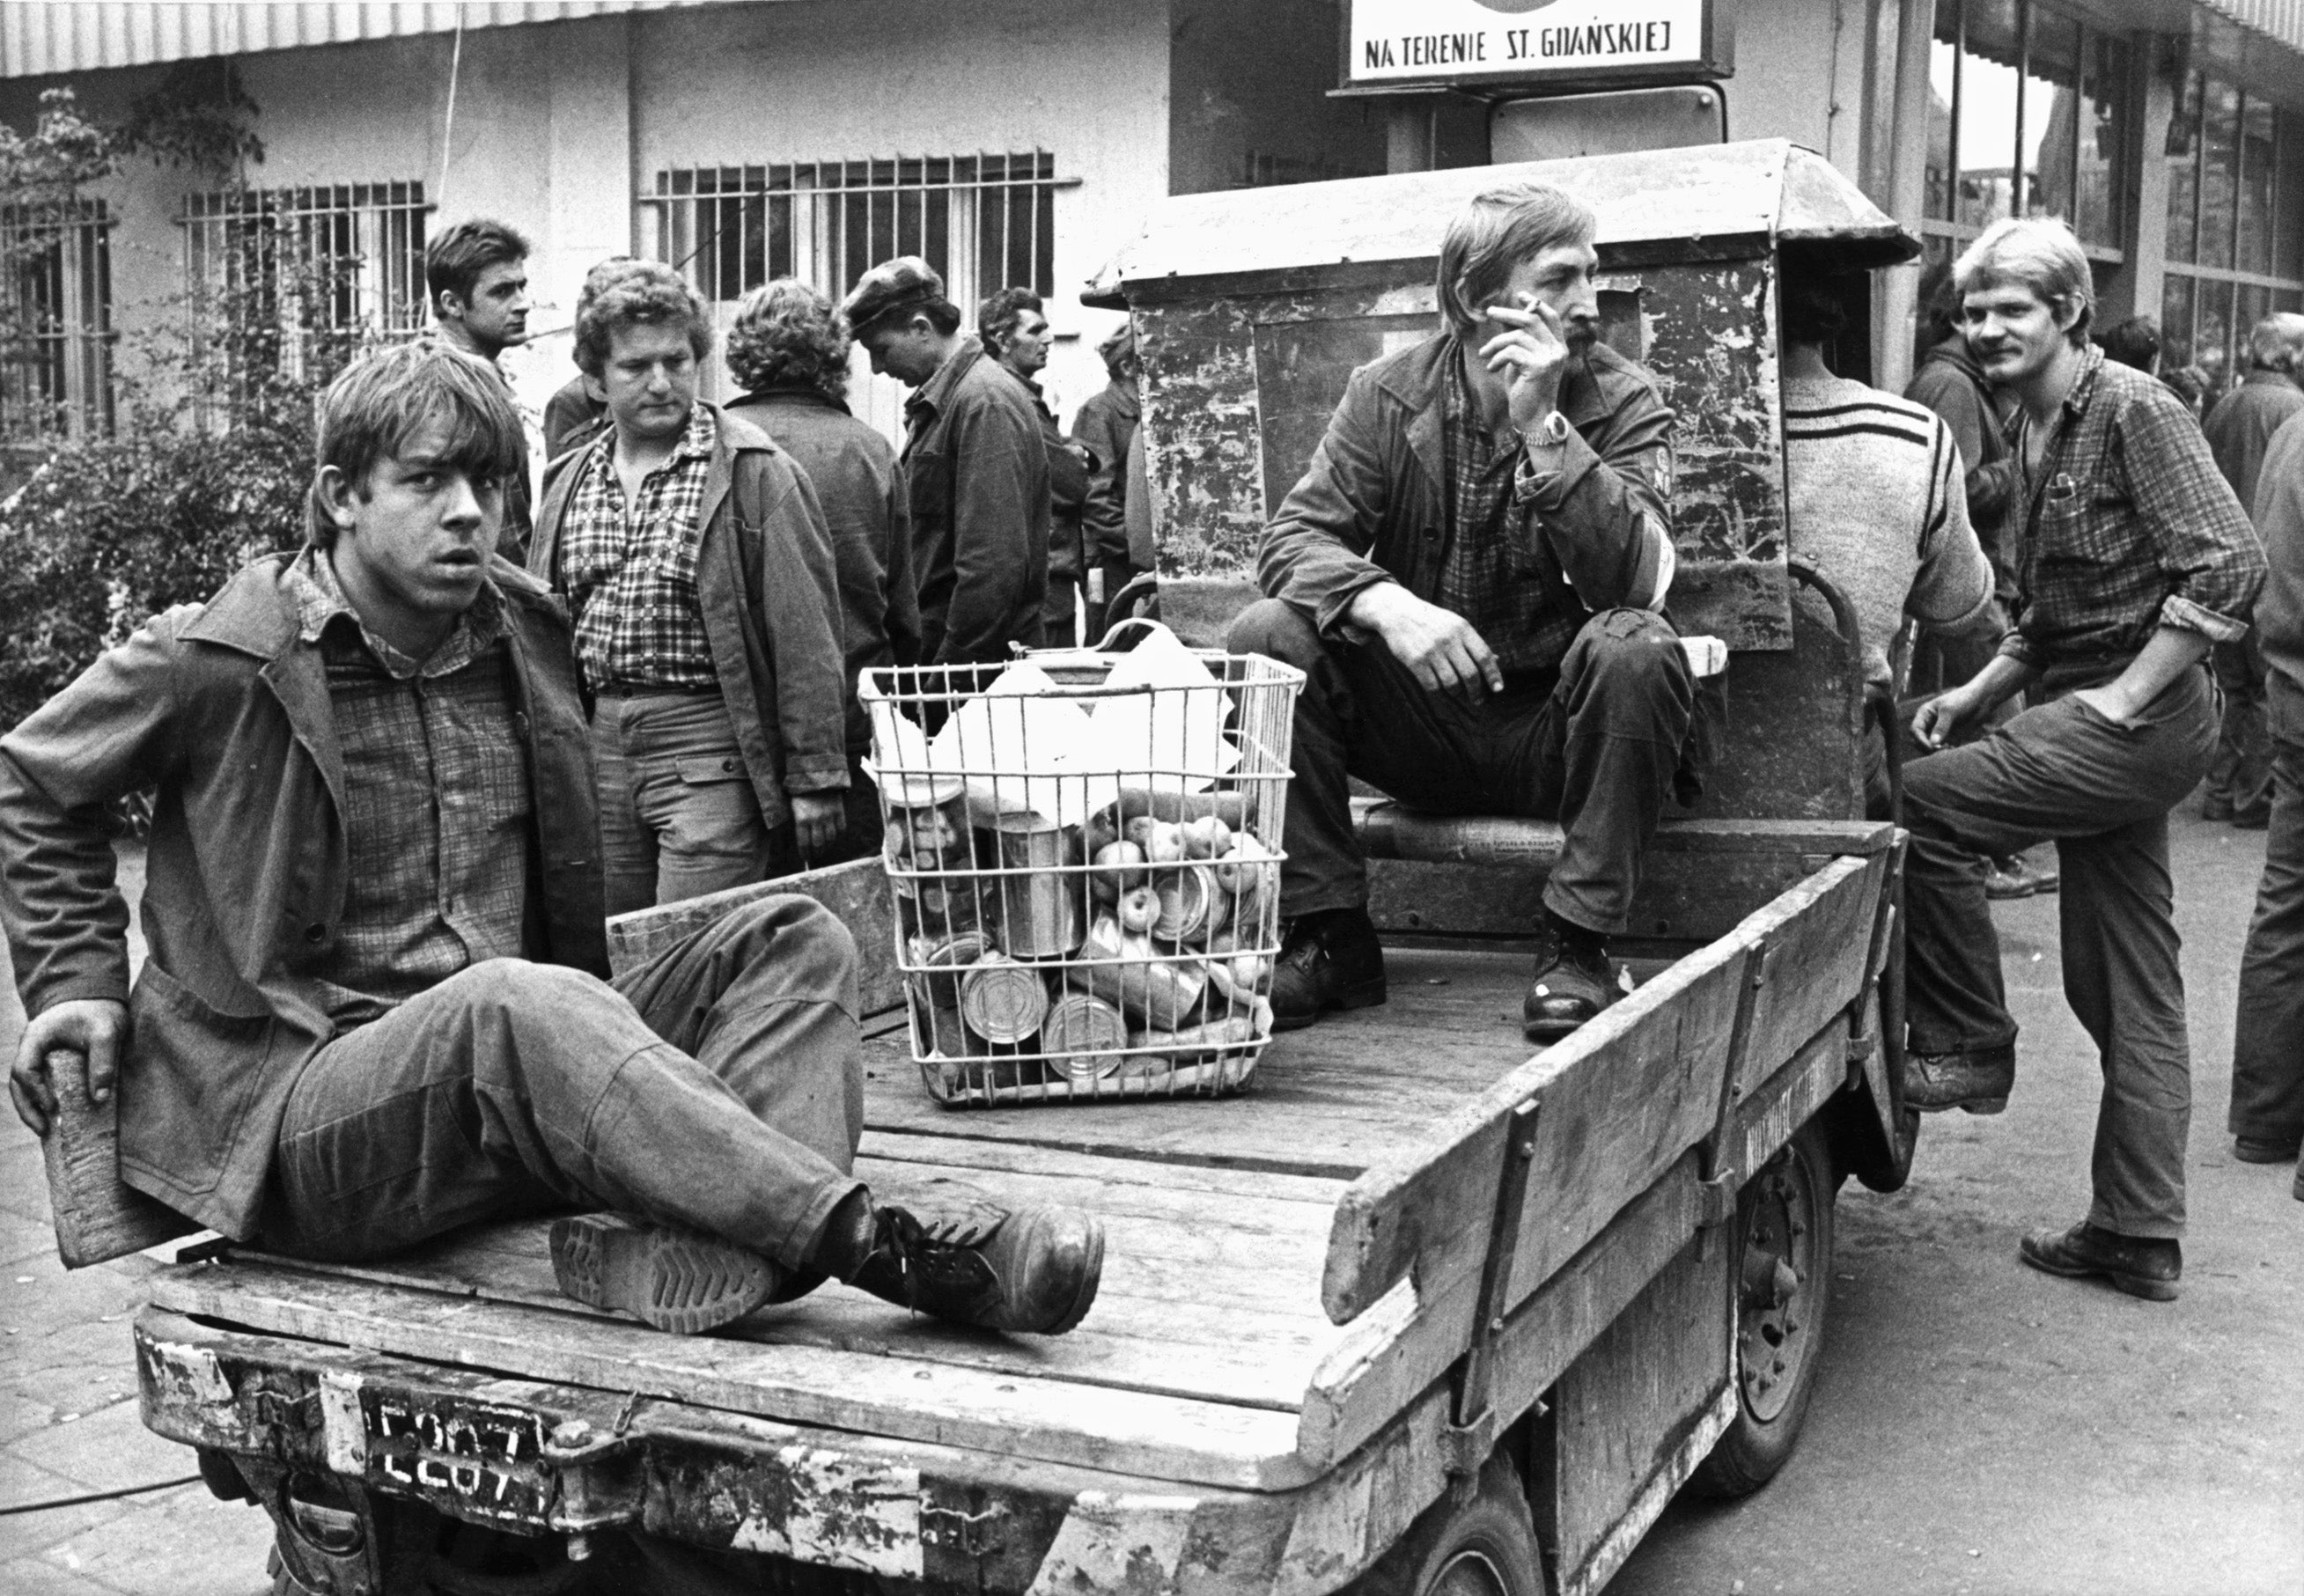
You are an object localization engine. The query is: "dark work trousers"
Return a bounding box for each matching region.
[261,895,865,1276]
[2207,632,2273,819]
[2231,669,2304,1148]
[1227,599,1696,937]
[1903,664,2217,1238]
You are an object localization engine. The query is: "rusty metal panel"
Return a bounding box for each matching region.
[1134,254,1790,650]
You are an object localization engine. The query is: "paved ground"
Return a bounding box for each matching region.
[0,814,2296,1595]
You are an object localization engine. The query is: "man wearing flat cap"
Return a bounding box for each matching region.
[843,258,1051,667]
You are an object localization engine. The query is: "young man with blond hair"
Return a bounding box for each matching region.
[2,341,1103,1353]
[1901,217,2265,1300]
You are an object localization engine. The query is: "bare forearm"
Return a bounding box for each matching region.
[2095,626,2212,720]
[1960,651,2039,714]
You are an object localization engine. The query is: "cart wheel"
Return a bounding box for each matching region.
[1346,1456,1548,1596]
[1692,1122,1836,1499]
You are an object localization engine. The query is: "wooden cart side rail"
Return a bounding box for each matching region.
[607,856,903,1015]
[1319,852,1879,1329]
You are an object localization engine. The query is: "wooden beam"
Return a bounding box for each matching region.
[606,856,903,1016]
[40,1049,198,1269]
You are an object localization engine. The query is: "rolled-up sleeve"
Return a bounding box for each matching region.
[2124,387,2266,639]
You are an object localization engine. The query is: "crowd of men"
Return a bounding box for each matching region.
[0,183,2295,1408]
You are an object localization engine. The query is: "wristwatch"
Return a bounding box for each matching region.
[1527,409,1572,447]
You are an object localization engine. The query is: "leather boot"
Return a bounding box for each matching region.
[1524,915,1616,1042]
[849,1182,1104,1335]
[2017,1220,2181,1301]
[1270,907,1387,1032]
[1903,1045,2015,1114]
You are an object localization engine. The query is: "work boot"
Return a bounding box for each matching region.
[2017,1220,2181,1302]
[1524,912,1616,1043]
[850,1183,1104,1335]
[1984,853,2058,899]
[2232,1134,2300,1164]
[1270,907,1387,1032]
[1903,1046,2014,1114]
[549,1214,780,1334]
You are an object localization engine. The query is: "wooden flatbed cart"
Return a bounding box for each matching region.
[92,141,1926,1596]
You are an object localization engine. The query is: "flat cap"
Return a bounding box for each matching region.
[842,255,947,335]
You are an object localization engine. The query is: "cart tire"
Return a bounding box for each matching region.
[1692,1122,1836,1500]
[1346,1456,1548,1596]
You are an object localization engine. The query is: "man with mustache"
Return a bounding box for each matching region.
[0,341,1105,1342]
[1902,217,2264,1301]
[1230,180,1693,1041]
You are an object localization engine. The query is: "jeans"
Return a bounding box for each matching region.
[1902,665,2217,1237]
[2207,634,2273,820]
[592,691,789,916]
[2231,669,2304,1148]
[261,894,865,1270]
[1226,600,1696,937]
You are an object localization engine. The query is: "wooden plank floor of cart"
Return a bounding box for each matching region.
[147,945,1556,1495]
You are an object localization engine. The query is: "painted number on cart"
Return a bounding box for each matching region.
[365,1396,550,1521]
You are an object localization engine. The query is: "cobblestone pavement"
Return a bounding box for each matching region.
[1,818,2298,1594]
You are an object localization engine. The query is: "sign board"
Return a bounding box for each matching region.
[1344,0,1731,90]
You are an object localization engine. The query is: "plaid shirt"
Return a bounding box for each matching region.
[557,407,719,691]
[2001,345,2264,680]
[1434,350,1674,675]
[285,549,533,1023]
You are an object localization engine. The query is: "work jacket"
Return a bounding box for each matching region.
[2203,367,2304,513]
[902,336,1050,666]
[2248,411,2304,694]
[1074,378,1141,572]
[0,555,607,1238]
[1257,332,1675,658]
[530,404,850,827]
[725,386,921,753]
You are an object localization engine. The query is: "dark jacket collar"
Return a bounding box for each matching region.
[907,335,989,421]
[732,385,851,416]
[182,548,561,664]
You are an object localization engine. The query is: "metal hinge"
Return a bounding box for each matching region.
[1697,1167,1739,1230]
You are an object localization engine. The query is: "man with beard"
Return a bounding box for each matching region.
[1228,180,1693,1042]
[1901,218,2264,1301]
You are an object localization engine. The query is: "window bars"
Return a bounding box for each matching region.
[180,181,430,348]
[1,199,114,445]
[644,152,1058,308]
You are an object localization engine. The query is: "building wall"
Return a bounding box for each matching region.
[1166,0,1386,196]
[630,0,1172,430]
[1721,0,1878,188]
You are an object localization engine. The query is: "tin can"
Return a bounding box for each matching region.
[959,952,1051,1045]
[994,814,1083,958]
[1042,991,1129,1083]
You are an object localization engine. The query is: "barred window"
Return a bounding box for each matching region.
[180,181,430,355]
[645,151,1058,313]
[1,199,114,445]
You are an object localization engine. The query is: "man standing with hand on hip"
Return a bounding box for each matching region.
[1899,218,2264,1301]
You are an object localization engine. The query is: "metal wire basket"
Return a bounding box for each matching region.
[860,631,1303,1107]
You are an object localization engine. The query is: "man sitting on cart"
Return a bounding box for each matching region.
[0,341,1104,1339]
[1231,180,1695,1041]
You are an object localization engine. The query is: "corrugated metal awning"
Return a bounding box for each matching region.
[1,1,734,80]
[2199,0,2304,54]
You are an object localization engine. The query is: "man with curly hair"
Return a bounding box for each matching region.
[725,279,920,861]
[843,257,1049,667]
[528,260,850,908]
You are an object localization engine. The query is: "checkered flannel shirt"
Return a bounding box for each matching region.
[284,548,533,1022]
[1434,351,1672,676]
[557,406,719,692]
[2001,344,2263,679]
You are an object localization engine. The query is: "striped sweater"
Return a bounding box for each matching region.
[1782,374,1995,691]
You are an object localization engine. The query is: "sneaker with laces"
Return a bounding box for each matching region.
[850,1183,1104,1335]
[1524,920,1616,1042]
[1270,907,1388,1032]
[548,1214,780,1334]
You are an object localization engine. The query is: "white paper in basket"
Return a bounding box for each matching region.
[1085,624,1239,791]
